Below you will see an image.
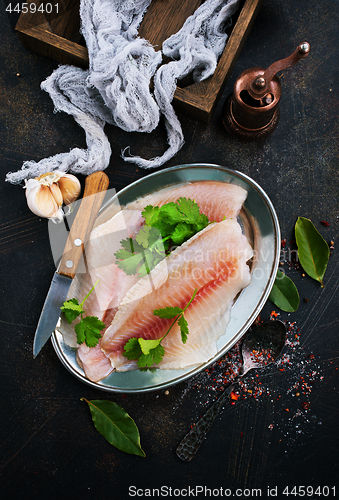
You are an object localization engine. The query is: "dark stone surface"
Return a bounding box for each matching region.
[1,1,338,498]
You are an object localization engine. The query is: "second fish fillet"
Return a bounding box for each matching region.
[101,219,253,371]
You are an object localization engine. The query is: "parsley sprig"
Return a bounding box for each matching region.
[61,281,105,348]
[114,198,209,277]
[123,289,197,368]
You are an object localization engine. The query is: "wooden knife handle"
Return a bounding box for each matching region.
[59,171,109,279]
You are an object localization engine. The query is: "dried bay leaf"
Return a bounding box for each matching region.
[295,217,329,287]
[82,398,145,457]
[269,270,300,312]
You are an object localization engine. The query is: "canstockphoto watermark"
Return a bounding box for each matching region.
[128,485,337,497]
[128,485,264,497]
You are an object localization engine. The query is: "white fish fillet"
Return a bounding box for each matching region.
[58,209,144,381]
[101,219,253,371]
[127,180,247,221]
[58,180,250,381]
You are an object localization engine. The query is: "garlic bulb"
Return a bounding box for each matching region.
[24,171,81,219]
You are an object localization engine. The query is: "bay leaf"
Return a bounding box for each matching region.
[295,217,329,287]
[269,270,300,312]
[82,398,145,457]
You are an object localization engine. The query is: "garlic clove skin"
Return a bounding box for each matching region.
[24,171,81,220]
[25,180,62,218]
[57,173,81,205]
[49,182,63,207]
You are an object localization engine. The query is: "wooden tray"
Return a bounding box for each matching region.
[15,0,263,123]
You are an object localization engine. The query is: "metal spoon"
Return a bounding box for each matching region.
[176,320,286,461]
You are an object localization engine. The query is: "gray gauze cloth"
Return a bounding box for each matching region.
[6,0,241,184]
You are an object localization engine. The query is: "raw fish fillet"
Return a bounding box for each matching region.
[58,180,250,381]
[58,209,144,381]
[126,180,247,221]
[101,219,253,371]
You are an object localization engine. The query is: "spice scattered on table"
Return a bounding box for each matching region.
[173,317,326,446]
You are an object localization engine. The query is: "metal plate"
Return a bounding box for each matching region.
[51,163,280,393]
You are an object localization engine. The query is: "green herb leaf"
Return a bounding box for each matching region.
[269,270,300,312]
[123,337,165,367]
[142,205,159,226]
[81,398,145,457]
[135,226,161,249]
[61,281,105,348]
[75,316,106,347]
[138,344,165,368]
[122,289,197,368]
[117,198,209,277]
[60,298,84,323]
[123,337,142,360]
[158,202,183,225]
[114,238,145,275]
[147,345,165,366]
[177,197,200,223]
[115,229,166,277]
[178,315,189,343]
[153,306,183,319]
[170,222,195,246]
[138,337,162,354]
[295,217,330,287]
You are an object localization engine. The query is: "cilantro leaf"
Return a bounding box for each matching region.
[115,238,146,275]
[75,316,105,348]
[170,222,195,245]
[177,198,209,232]
[178,315,189,344]
[194,212,209,231]
[142,205,160,226]
[123,337,143,360]
[153,306,183,319]
[138,338,162,354]
[117,198,209,277]
[177,197,201,222]
[147,345,165,365]
[158,203,183,225]
[123,337,165,368]
[61,281,105,349]
[135,226,160,249]
[122,289,197,369]
[138,344,165,367]
[115,230,166,277]
[61,298,84,323]
[137,251,164,276]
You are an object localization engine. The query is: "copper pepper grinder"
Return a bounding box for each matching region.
[222,42,310,140]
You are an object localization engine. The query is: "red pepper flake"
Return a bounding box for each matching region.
[230,391,239,400]
[285,408,290,412]
[320,220,330,226]
[302,402,310,410]
[240,432,244,438]
[270,310,279,318]
[281,238,287,248]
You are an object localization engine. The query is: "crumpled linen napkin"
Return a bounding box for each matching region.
[6,0,241,184]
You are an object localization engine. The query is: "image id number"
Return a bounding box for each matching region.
[282,486,336,497]
[6,3,59,14]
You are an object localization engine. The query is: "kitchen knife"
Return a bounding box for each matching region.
[33,171,109,357]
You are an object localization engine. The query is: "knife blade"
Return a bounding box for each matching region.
[33,171,109,357]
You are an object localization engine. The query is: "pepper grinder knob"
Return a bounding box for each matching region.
[222,42,311,140]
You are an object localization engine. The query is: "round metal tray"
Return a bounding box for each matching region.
[52,163,280,393]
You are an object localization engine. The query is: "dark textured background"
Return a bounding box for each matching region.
[1,1,338,498]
